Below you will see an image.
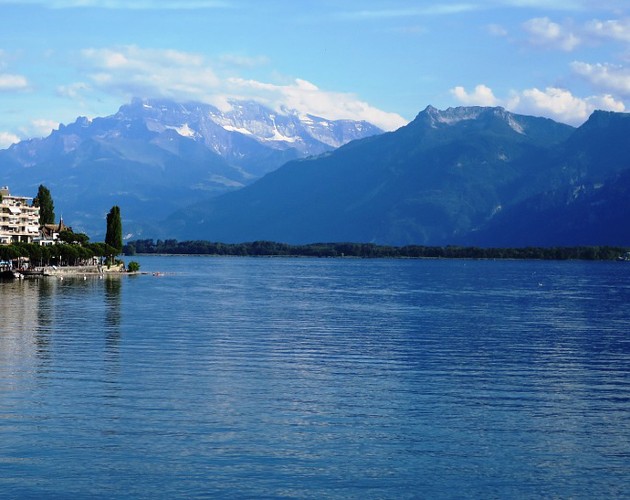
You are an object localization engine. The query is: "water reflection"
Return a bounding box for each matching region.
[2,259,629,499]
[0,276,124,375]
[35,277,54,366]
[104,276,122,340]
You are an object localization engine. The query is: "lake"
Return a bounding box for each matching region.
[1,256,629,499]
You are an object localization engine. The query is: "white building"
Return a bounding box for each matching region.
[0,186,40,244]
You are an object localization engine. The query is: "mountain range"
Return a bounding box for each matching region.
[164,105,630,247]
[2,100,630,247]
[0,98,381,237]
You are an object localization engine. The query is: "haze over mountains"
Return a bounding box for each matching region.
[2,100,630,247]
[0,98,382,238]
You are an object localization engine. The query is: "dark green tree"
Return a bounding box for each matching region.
[105,206,123,254]
[59,229,90,246]
[127,261,141,273]
[33,185,55,226]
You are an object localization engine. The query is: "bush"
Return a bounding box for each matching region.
[127,261,141,273]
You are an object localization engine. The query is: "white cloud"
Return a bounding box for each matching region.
[0,131,20,149]
[81,46,221,99]
[514,87,624,123]
[338,4,480,20]
[57,81,91,99]
[499,0,581,8]
[585,18,630,43]
[0,73,29,91]
[520,15,630,52]
[450,84,500,106]
[451,83,625,125]
[21,119,60,138]
[218,54,269,68]
[0,51,29,91]
[523,17,581,51]
[228,77,407,130]
[1,119,61,145]
[572,61,630,96]
[78,45,407,131]
[0,0,231,9]
[0,119,61,149]
[486,24,508,37]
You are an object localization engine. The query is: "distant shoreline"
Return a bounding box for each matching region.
[124,240,630,261]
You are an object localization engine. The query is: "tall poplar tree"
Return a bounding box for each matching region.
[105,205,123,254]
[33,184,55,225]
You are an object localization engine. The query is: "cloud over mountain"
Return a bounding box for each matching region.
[0,131,20,148]
[523,17,581,51]
[572,62,630,97]
[451,84,625,125]
[72,46,406,132]
[1,0,628,154]
[456,12,629,126]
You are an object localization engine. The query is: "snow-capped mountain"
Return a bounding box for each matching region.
[0,98,383,238]
[113,98,382,174]
[166,105,588,246]
[416,105,570,143]
[167,105,630,247]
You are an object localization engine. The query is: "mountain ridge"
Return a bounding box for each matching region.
[0,98,383,237]
[165,105,581,245]
[4,102,628,247]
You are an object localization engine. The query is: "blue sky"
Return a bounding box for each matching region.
[1,0,629,147]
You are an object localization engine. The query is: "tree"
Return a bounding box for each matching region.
[105,206,123,254]
[127,261,140,273]
[59,229,89,246]
[33,185,55,226]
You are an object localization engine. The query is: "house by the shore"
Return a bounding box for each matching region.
[35,218,71,246]
[0,186,73,246]
[0,186,40,244]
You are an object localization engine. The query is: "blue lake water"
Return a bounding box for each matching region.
[1,256,629,499]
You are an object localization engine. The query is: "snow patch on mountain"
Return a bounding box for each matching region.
[263,129,299,143]
[423,105,526,134]
[165,123,197,138]
[221,124,253,135]
[427,105,486,125]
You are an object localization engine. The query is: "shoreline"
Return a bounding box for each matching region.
[1,264,151,281]
[38,263,126,277]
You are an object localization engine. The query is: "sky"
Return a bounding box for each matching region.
[1,0,629,148]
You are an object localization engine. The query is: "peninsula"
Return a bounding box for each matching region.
[0,185,128,279]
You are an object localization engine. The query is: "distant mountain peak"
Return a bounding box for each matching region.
[0,97,385,237]
[579,109,630,130]
[115,97,383,153]
[418,105,547,135]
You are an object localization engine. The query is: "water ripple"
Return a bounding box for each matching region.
[1,258,629,498]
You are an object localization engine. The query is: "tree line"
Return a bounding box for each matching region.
[124,239,629,261]
[0,241,119,267]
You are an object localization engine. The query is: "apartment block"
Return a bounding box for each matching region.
[0,186,40,244]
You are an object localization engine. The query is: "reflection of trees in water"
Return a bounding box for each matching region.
[0,280,42,369]
[104,276,122,367]
[0,276,125,379]
[36,277,55,363]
